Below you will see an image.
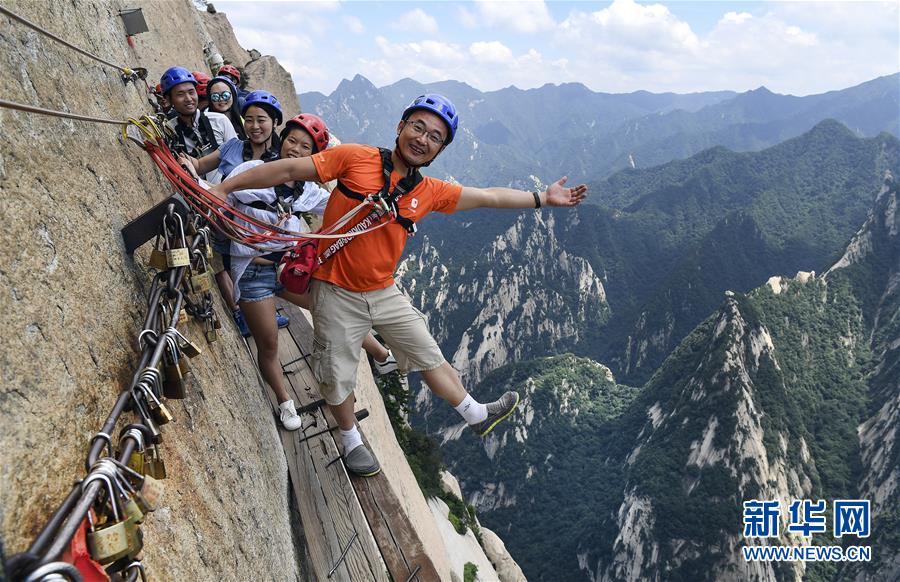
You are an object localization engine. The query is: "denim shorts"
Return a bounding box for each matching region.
[239,262,283,303]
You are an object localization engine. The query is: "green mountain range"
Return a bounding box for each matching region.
[425,177,898,581]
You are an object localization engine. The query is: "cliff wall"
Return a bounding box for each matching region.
[0,2,521,580]
[0,0,303,577]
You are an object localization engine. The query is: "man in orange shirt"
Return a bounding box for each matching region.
[210,94,587,476]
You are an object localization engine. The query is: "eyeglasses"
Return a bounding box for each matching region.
[405,120,445,146]
[210,91,232,103]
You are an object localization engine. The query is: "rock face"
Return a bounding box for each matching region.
[0,1,305,578]
[399,211,608,391]
[200,9,250,67]
[0,4,522,580]
[244,55,301,116]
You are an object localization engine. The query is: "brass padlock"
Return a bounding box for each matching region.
[84,474,130,565]
[136,383,173,425]
[162,335,186,400]
[145,445,168,481]
[147,234,169,271]
[163,359,186,400]
[140,473,166,508]
[163,213,191,268]
[205,320,218,343]
[178,335,203,358]
[100,463,145,528]
[190,250,213,295]
[127,450,145,475]
[131,397,161,444]
[177,308,188,326]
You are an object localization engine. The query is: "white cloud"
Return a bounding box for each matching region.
[469,41,513,64]
[343,15,365,35]
[393,8,439,35]
[220,0,899,97]
[464,0,554,33]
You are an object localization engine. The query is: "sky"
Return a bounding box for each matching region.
[214,0,900,97]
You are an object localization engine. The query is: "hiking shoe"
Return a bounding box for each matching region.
[344,444,381,477]
[470,391,521,437]
[232,309,251,337]
[279,400,303,431]
[276,313,290,329]
[372,350,398,375]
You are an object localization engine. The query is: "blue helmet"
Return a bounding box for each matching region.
[160,66,197,95]
[242,90,283,125]
[402,93,459,145]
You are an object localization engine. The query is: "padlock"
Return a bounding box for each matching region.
[131,396,161,444]
[163,360,186,399]
[163,213,190,268]
[205,319,218,343]
[127,450,145,475]
[135,382,173,425]
[99,461,146,528]
[213,315,222,329]
[178,357,192,378]
[119,427,146,476]
[139,474,166,509]
[190,250,213,295]
[147,234,169,271]
[178,334,203,359]
[177,308,188,326]
[162,335,186,399]
[144,445,168,481]
[84,474,130,565]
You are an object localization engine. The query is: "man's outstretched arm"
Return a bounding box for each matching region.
[456,177,587,211]
[207,157,320,200]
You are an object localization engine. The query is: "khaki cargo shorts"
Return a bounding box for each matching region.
[309,280,445,405]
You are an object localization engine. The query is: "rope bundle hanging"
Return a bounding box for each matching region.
[124,116,394,251]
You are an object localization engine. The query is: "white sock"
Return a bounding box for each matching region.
[340,425,364,453]
[455,394,487,424]
[279,400,297,415]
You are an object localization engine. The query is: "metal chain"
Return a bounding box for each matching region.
[7,205,215,581]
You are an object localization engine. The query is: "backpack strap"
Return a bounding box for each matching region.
[333,148,424,235]
[378,147,422,235]
[196,113,220,151]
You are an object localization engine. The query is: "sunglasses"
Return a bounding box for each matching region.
[210,91,232,103]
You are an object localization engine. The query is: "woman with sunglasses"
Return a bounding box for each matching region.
[214,112,395,430]
[205,76,246,140]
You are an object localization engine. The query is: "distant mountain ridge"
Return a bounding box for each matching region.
[426,176,900,581]
[300,73,899,187]
[401,120,900,388]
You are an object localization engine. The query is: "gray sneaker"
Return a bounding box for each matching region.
[470,391,521,437]
[344,444,381,477]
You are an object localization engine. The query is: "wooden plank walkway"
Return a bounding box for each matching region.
[241,298,440,581]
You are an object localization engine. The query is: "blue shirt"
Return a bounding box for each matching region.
[217,137,246,179]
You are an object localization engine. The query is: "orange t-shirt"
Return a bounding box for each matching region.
[310,144,462,291]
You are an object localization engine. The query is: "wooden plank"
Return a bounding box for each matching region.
[247,338,351,581]
[273,327,389,581]
[271,299,439,581]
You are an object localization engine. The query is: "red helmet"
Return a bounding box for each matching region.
[192,71,211,98]
[285,113,330,153]
[218,64,241,84]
